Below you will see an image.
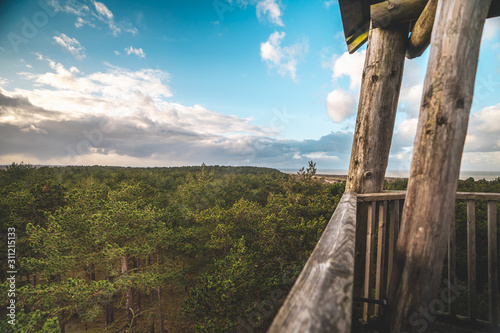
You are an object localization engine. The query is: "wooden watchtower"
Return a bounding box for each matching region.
[268,1,500,332]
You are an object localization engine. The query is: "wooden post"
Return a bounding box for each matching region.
[385,1,492,331]
[346,22,408,301]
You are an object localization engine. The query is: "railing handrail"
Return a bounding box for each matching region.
[357,190,500,202]
[267,192,357,333]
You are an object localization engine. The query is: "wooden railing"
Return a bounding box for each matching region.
[356,191,499,329]
[268,192,357,333]
[268,191,499,332]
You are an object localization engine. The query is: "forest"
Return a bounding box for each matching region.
[0,162,498,332]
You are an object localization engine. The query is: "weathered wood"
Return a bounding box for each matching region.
[371,0,428,29]
[346,23,408,194]
[374,200,388,317]
[359,191,500,202]
[372,0,500,29]
[487,201,498,326]
[267,192,357,333]
[448,211,457,318]
[353,203,368,299]
[357,191,407,202]
[386,200,400,293]
[347,22,408,305]
[363,201,377,322]
[406,0,437,59]
[467,200,477,321]
[385,1,492,331]
[456,192,500,201]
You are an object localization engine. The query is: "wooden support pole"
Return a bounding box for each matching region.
[346,23,408,195]
[371,0,428,29]
[385,1,492,331]
[406,0,438,59]
[346,21,408,304]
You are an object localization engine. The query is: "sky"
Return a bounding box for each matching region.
[0,0,499,172]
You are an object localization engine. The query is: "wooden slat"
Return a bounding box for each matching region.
[467,199,477,321]
[363,201,377,322]
[375,200,388,317]
[449,210,457,318]
[487,201,498,326]
[386,199,400,293]
[267,192,357,333]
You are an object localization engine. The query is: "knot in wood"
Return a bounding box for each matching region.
[364,170,373,179]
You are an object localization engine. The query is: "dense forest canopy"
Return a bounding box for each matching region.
[0,163,498,332]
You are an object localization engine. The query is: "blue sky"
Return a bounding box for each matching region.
[0,0,499,172]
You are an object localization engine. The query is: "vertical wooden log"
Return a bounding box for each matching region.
[448,210,457,318]
[487,201,498,326]
[386,1,491,331]
[346,22,408,194]
[363,201,377,322]
[348,22,408,300]
[375,200,388,317]
[467,199,476,321]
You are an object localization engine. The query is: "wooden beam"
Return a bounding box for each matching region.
[267,192,357,333]
[406,0,437,59]
[385,0,492,331]
[372,0,500,30]
[371,0,428,29]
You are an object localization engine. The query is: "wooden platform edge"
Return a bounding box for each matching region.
[267,192,357,333]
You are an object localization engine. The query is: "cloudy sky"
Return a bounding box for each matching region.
[0,0,499,172]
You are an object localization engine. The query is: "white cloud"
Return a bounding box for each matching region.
[75,17,95,28]
[256,0,284,26]
[48,0,137,36]
[93,1,113,19]
[52,33,86,60]
[324,0,336,9]
[324,50,365,122]
[260,31,309,81]
[483,16,500,40]
[326,89,356,122]
[330,50,365,90]
[114,50,121,55]
[124,46,146,58]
